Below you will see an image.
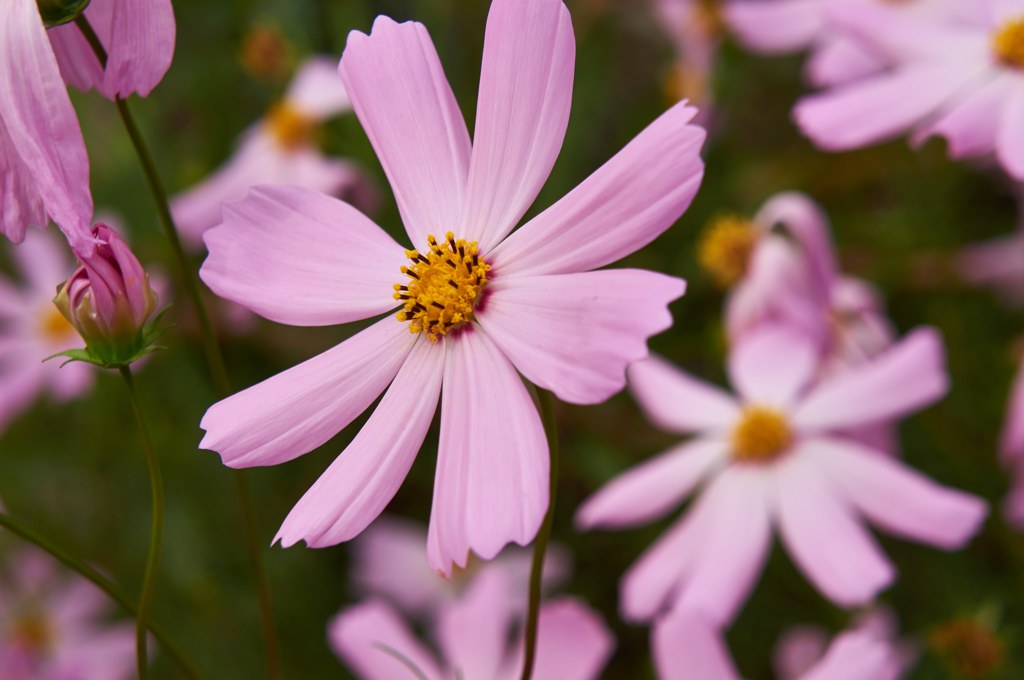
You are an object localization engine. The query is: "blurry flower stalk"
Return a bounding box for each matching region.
[51,224,165,369]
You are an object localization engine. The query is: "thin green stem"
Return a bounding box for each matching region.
[520,389,560,680]
[0,511,204,680]
[120,366,164,680]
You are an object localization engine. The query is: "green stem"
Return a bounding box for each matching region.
[520,389,560,680]
[235,470,281,680]
[120,366,164,680]
[0,511,204,680]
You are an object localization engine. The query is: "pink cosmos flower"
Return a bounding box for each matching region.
[0,0,94,252]
[171,56,377,248]
[47,0,175,101]
[0,549,136,680]
[199,0,704,575]
[330,567,614,680]
[794,0,1024,180]
[0,231,93,435]
[575,324,987,626]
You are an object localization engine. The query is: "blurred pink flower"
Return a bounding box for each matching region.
[351,515,571,620]
[0,231,93,435]
[655,0,721,120]
[330,567,614,680]
[576,325,987,626]
[0,549,135,680]
[957,228,1024,305]
[794,0,1024,180]
[47,0,175,100]
[171,56,378,249]
[0,0,94,252]
[199,0,704,575]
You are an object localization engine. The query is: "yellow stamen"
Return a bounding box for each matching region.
[38,305,76,342]
[731,406,792,462]
[993,17,1024,69]
[697,214,757,287]
[395,232,490,342]
[264,102,317,150]
[11,613,53,653]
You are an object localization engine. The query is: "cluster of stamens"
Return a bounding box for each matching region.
[697,214,756,287]
[264,102,318,150]
[731,405,793,463]
[395,232,490,341]
[994,17,1024,69]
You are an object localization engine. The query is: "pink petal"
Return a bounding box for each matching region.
[812,437,988,550]
[996,77,1024,181]
[806,36,888,88]
[526,598,615,680]
[0,364,42,434]
[773,625,830,680]
[329,600,444,680]
[774,447,896,607]
[652,611,742,680]
[13,229,73,292]
[728,325,818,407]
[100,0,175,99]
[475,269,685,405]
[339,16,471,250]
[801,626,905,680]
[956,229,1024,302]
[426,326,548,576]
[913,71,1012,159]
[48,6,109,95]
[286,56,351,119]
[793,327,948,432]
[460,0,574,252]
[0,0,94,254]
[626,355,741,435]
[574,438,727,530]
[437,569,513,680]
[723,0,824,53]
[199,316,417,468]
[1001,361,1024,465]
[487,100,705,277]
[200,185,407,326]
[753,191,838,295]
[1002,470,1024,532]
[274,336,444,548]
[0,114,46,244]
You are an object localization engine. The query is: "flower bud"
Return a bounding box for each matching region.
[53,224,160,365]
[35,0,89,26]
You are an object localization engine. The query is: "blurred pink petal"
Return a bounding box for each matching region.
[724,0,824,53]
[728,325,818,407]
[997,79,1024,179]
[774,625,830,680]
[515,598,615,680]
[0,118,47,244]
[476,269,684,404]
[652,611,742,680]
[801,624,909,680]
[437,569,512,679]
[285,56,351,118]
[627,355,741,434]
[806,34,888,88]
[329,600,445,680]
[914,72,1015,159]
[957,228,1024,305]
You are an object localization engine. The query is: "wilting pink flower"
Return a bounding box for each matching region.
[0,549,135,680]
[576,325,987,626]
[653,609,912,680]
[794,1,1024,180]
[331,567,614,680]
[656,0,721,119]
[199,0,704,575]
[0,231,93,435]
[351,515,570,619]
[47,0,175,100]
[0,0,94,252]
[171,56,377,248]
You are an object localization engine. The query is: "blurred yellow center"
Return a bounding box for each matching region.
[395,232,490,342]
[931,619,1006,679]
[264,102,317,150]
[664,63,708,106]
[12,613,53,653]
[38,305,76,342]
[731,406,792,462]
[698,215,756,287]
[993,17,1024,68]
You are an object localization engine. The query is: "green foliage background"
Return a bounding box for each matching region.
[1,0,1022,677]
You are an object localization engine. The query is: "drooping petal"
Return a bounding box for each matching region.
[275,336,444,548]
[811,437,988,550]
[806,35,888,88]
[460,0,574,252]
[329,600,444,680]
[723,0,823,53]
[728,325,818,408]
[793,326,947,432]
[199,316,417,468]
[100,0,176,99]
[286,55,351,119]
[516,598,615,680]
[801,625,906,680]
[1001,361,1024,464]
[426,326,548,576]
[775,446,896,607]
[996,77,1024,181]
[474,269,685,405]
[575,438,727,530]
[437,569,513,680]
[652,612,742,680]
[753,191,838,295]
[626,355,741,435]
[48,4,110,95]
[487,101,705,277]
[0,0,93,253]
[339,16,471,250]
[912,70,1013,159]
[200,185,407,326]
[0,115,46,244]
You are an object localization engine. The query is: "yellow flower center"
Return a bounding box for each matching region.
[993,17,1024,69]
[264,102,318,150]
[395,232,490,342]
[697,214,757,287]
[11,613,53,653]
[731,406,793,462]
[38,305,76,343]
[931,619,1006,680]
[664,63,708,107]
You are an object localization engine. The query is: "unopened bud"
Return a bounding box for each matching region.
[36,0,90,26]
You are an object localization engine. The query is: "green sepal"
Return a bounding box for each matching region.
[37,0,91,26]
[44,306,174,370]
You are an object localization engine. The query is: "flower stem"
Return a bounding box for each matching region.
[0,510,204,680]
[119,366,164,680]
[520,388,560,680]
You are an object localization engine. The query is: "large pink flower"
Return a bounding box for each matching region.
[171,56,376,248]
[576,325,987,626]
[794,0,1024,180]
[0,0,94,252]
[330,568,614,680]
[199,0,704,575]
